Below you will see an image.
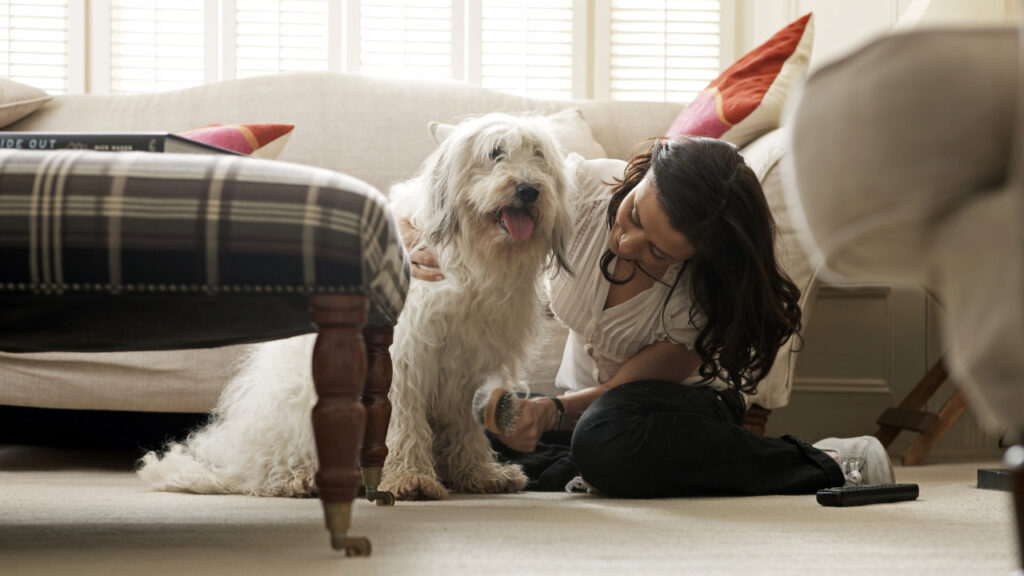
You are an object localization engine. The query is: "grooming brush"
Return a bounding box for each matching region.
[475,387,523,435]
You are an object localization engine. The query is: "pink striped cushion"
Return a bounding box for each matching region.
[178,123,294,159]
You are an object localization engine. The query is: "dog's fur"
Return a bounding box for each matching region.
[137,113,572,500]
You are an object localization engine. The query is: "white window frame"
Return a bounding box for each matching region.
[67,0,87,93]
[451,0,465,81]
[63,0,737,100]
[464,0,480,84]
[204,0,219,84]
[220,0,236,81]
[327,0,343,72]
[343,0,360,72]
[719,0,736,71]
[592,0,610,99]
[571,0,590,99]
[85,0,109,93]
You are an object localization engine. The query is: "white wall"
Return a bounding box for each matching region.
[736,0,1017,70]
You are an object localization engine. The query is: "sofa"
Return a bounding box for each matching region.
[783,24,1023,569]
[0,71,813,430]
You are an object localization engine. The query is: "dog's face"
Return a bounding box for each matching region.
[422,113,573,274]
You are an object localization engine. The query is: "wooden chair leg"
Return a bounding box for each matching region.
[310,294,371,556]
[875,358,948,448]
[360,325,395,506]
[901,387,969,466]
[872,357,971,466]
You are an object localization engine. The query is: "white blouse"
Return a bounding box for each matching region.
[548,155,718,392]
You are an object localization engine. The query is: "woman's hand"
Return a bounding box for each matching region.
[498,397,559,453]
[398,217,444,282]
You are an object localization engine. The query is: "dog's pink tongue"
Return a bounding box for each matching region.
[501,208,535,242]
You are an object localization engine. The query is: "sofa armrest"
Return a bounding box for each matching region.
[741,129,818,410]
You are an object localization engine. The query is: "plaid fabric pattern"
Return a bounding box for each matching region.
[0,150,409,329]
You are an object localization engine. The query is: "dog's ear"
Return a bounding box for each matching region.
[541,141,575,277]
[549,170,575,277]
[428,121,456,145]
[421,137,462,247]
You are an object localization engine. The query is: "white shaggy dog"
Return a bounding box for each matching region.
[137,113,573,501]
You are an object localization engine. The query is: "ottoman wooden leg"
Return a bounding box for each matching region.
[310,294,371,556]
[360,325,395,506]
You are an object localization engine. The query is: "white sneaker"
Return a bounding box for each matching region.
[812,436,895,486]
[564,475,599,494]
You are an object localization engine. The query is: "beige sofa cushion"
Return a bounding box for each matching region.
[0,347,251,413]
[0,77,51,128]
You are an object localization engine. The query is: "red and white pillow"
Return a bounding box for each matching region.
[178,123,294,159]
[666,13,814,148]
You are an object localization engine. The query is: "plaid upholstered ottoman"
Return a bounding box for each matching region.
[0,149,410,556]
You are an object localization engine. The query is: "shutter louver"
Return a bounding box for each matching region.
[235,0,329,78]
[360,0,451,79]
[480,0,573,100]
[609,0,721,103]
[0,0,68,94]
[0,1,729,103]
[109,0,205,94]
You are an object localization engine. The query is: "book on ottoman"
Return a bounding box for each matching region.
[0,132,243,155]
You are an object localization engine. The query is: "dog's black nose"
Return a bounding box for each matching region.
[515,183,539,204]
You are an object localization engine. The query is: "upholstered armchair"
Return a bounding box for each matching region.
[0,150,409,555]
[785,25,1024,569]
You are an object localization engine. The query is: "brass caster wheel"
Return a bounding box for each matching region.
[332,536,372,557]
[370,490,395,506]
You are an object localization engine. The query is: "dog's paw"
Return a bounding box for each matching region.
[450,462,528,494]
[380,472,449,501]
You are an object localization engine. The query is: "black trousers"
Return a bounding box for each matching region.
[491,380,845,498]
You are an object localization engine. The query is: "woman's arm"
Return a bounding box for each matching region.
[497,339,702,452]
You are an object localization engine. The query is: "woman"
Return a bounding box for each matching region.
[406,136,894,497]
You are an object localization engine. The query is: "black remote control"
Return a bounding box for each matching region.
[816,483,919,507]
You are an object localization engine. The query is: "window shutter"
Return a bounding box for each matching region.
[608,0,721,103]
[234,0,330,78]
[108,0,205,94]
[0,0,68,94]
[480,0,573,100]
[359,0,451,79]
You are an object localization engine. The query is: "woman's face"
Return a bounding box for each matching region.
[609,174,697,270]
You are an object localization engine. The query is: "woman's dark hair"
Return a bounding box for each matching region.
[601,136,802,395]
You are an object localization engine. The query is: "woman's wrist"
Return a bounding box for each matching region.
[530,397,561,433]
[548,396,567,432]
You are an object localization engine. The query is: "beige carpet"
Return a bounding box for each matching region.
[0,445,1017,576]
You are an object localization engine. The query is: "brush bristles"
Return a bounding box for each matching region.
[483,388,522,435]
